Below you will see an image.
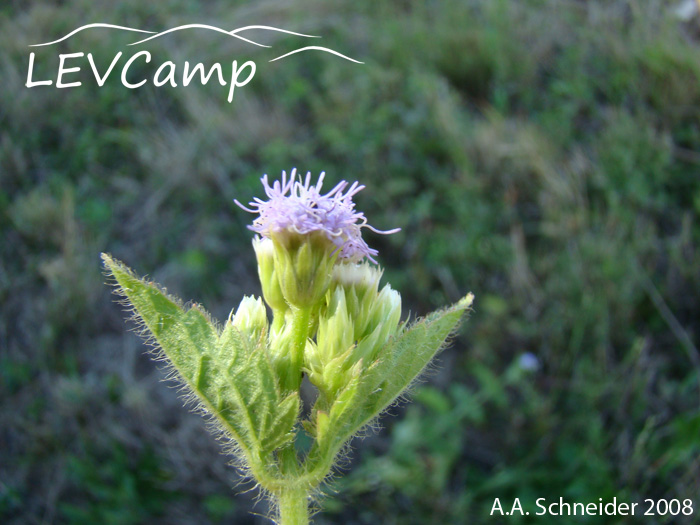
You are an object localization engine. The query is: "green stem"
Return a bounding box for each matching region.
[287,306,311,391]
[277,486,310,525]
[271,307,286,333]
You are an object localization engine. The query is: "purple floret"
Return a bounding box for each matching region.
[235,169,399,263]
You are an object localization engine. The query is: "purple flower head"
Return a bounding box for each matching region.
[235,169,400,263]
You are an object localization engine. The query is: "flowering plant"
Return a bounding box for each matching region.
[102,169,473,524]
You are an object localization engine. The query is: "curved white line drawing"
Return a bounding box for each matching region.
[29,23,155,47]
[28,24,362,65]
[127,24,269,47]
[232,25,320,38]
[127,24,320,47]
[269,46,364,64]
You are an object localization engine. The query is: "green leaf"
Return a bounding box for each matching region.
[217,322,300,454]
[102,254,299,463]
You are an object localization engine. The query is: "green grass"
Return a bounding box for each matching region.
[1,0,699,523]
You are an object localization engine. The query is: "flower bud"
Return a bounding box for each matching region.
[230,295,268,345]
[330,262,383,340]
[271,230,338,309]
[305,265,402,400]
[267,320,298,390]
[253,236,287,315]
[316,288,355,362]
[352,285,401,363]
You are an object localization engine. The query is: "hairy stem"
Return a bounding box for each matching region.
[276,486,310,525]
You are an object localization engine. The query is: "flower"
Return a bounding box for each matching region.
[517,352,540,372]
[235,169,399,263]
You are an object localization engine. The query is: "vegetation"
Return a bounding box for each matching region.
[2,1,699,523]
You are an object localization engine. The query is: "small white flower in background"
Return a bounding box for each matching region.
[518,352,540,372]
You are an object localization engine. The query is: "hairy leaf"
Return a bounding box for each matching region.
[102,253,299,462]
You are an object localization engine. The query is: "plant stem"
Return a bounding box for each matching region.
[271,307,286,333]
[277,486,310,525]
[287,306,311,391]
[274,308,312,523]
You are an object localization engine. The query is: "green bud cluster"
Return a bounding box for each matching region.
[305,262,402,399]
[255,230,340,392]
[255,235,402,396]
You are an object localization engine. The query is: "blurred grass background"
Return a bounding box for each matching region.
[2,0,700,523]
